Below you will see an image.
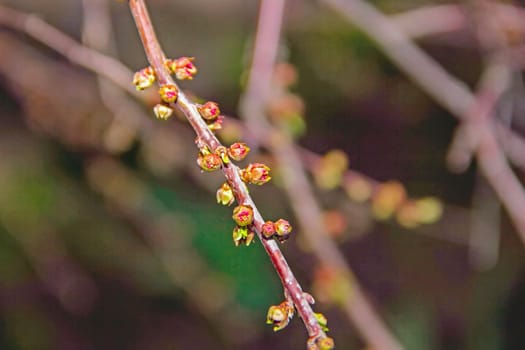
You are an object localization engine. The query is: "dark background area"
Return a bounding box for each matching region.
[0,0,525,349]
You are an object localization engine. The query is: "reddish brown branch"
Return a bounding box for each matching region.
[128,0,327,344]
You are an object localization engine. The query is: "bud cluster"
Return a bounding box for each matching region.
[132,54,332,347]
[261,219,292,242]
[230,205,256,246]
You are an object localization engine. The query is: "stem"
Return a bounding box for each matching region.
[128,0,326,343]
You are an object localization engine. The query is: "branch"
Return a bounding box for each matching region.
[128,0,329,347]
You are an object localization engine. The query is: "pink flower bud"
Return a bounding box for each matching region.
[159,84,179,103]
[240,163,271,185]
[261,221,276,238]
[232,205,253,226]
[274,219,292,242]
[228,142,250,162]
[198,101,220,121]
[216,182,235,206]
[197,153,222,171]
[153,103,173,120]
[132,66,156,90]
[166,57,198,80]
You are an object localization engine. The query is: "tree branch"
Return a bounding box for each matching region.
[128,0,328,346]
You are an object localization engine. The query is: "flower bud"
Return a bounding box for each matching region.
[317,337,335,350]
[197,153,222,171]
[159,84,179,103]
[266,302,293,332]
[232,205,253,226]
[232,226,248,246]
[153,103,174,120]
[166,57,198,80]
[228,142,250,161]
[132,66,156,90]
[240,163,271,185]
[198,101,220,121]
[274,219,292,242]
[261,221,276,239]
[216,182,235,206]
[232,225,255,246]
[267,305,286,323]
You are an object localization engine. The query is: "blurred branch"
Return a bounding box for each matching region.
[81,0,149,153]
[240,1,402,349]
[128,0,330,346]
[321,0,473,116]
[320,0,525,246]
[0,4,154,103]
[320,0,525,172]
[391,4,466,38]
[391,3,525,40]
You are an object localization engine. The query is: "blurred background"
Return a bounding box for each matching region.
[1,0,525,349]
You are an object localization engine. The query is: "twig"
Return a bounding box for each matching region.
[128,0,328,346]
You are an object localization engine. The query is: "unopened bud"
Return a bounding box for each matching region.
[228,142,250,161]
[198,101,220,121]
[232,205,253,226]
[232,225,255,246]
[261,221,276,239]
[240,163,271,185]
[266,302,293,332]
[274,219,292,241]
[216,182,235,206]
[197,153,222,171]
[317,337,335,350]
[132,66,156,90]
[159,84,179,103]
[166,57,198,80]
[153,103,174,120]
